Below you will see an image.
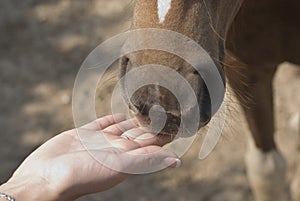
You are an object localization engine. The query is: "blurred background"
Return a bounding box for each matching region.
[0,1,299,200]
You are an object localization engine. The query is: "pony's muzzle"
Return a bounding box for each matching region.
[128,84,211,136]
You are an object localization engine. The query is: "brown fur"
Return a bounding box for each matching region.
[121,1,300,200]
[122,0,300,150]
[226,0,300,151]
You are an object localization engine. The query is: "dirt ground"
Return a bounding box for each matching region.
[0,1,299,201]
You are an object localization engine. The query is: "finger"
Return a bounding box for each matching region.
[103,130,172,152]
[122,146,181,173]
[133,133,174,147]
[81,114,126,130]
[88,145,180,175]
[103,119,138,136]
[121,127,149,140]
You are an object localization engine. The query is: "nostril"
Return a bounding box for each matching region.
[130,99,153,116]
[200,111,211,126]
[131,100,149,116]
[199,82,212,127]
[128,102,139,114]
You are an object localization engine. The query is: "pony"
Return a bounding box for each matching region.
[119,1,300,200]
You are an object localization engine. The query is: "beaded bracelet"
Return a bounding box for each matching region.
[0,192,16,201]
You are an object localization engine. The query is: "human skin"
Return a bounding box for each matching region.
[0,114,180,201]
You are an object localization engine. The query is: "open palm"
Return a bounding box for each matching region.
[7,114,178,201]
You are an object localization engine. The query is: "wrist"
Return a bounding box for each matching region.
[0,176,62,201]
[0,192,15,201]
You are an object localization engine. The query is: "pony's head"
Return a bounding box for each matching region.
[120,0,242,135]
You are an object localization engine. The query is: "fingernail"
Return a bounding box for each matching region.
[173,158,181,168]
[164,157,181,168]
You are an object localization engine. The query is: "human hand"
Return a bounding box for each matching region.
[0,114,180,201]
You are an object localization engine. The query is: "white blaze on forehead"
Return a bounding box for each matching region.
[157,0,172,23]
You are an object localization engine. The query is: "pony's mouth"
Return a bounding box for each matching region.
[136,110,180,136]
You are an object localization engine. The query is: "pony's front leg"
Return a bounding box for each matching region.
[292,156,300,201]
[290,108,300,201]
[245,138,287,201]
[226,58,288,201]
